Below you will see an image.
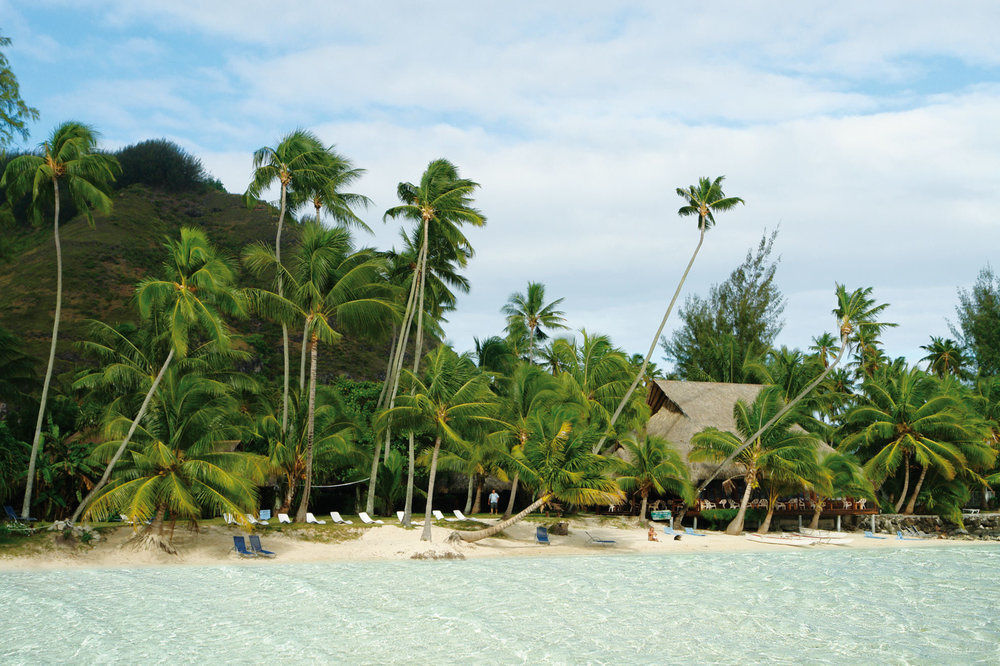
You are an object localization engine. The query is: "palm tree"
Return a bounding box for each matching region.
[377,160,485,520]
[501,281,568,361]
[691,387,821,534]
[921,336,969,379]
[449,409,624,543]
[841,368,980,514]
[290,144,372,233]
[597,176,743,452]
[244,130,327,436]
[244,222,395,522]
[807,450,873,529]
[2,122,120,519]
[84,370,267,553]
[71,227,245,523]
[615,432,693,521]
[809,332,840,368]
[378,345,495,541]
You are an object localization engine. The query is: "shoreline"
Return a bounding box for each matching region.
[2,515,996,572]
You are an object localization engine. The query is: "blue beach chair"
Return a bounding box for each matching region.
[585,531,616,546]
[864,530,887,539]
[232,536,257,557]
[535,526,550,545]
[4,505,36,523]
[684,527,706,537]
[663,526,678,536]
[249,534,276,557]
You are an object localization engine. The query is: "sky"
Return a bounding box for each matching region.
[3,1,1000,367]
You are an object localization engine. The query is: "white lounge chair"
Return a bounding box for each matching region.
[453,509,482,522]
[432,510,459,523]
[330,512,353,525]
[305,512,326,525]
[396,511,423,525]
[246,513,268,526]
[277,513,292,524]
[358,512,384,525]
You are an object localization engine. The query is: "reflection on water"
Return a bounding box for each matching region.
[3,547,1000,664]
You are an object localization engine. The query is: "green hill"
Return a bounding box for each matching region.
[0,184,394,385]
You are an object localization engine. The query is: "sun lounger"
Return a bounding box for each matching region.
[232,536,257,557]
[358,512,384,525]
[246,513,268,526]
[329,512,353,525]
[396,511,423,525]
[277,513,292,524]
[4,505,36,523]
[453,509,482,522]
[585,531,616,546]
[897,531,921,540]
[684,527,706,537]
[305,512,326,525]
[663,526,679,536]
[248,534,276,557]
[536,526,550,545]
[864,530,887,539]
[431,509,454,522]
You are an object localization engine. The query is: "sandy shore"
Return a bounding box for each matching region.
[1,516,992,571]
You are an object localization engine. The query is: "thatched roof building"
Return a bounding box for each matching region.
[645,379,766,483]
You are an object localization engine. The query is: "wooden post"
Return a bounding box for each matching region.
[836,515,841,532]
[871,515,875,532]
[693,516,698,531]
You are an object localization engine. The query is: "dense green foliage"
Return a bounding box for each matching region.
[0,33,39,148]
[953,265,1000,377]
[113,139,222,193]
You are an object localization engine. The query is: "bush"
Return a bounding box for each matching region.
[699,507,764,530]
[114,139,213,193]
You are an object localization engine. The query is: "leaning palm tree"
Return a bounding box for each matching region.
[378,345,495,540]
[501,281,568,361]
[244,222,395,522]
[1,121,120,519]
[450,409,624,543]
[615,432,693,521]
[71,228,245,523]
[691,387,822,534]
[596,176,743,451]
[244,130,327,435]
[920,336,969,379]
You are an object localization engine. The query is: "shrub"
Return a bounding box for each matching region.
[114,139,213,193]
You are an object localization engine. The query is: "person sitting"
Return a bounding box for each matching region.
[647,525,659,542]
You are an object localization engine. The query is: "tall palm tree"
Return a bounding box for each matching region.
[379,345,495,541]
[597,176,743,452]
[840,368,979,514]
[1,121,120,519]
[290,144,373,233]
[84,370,268,553]
[71,228,245,523]
[920,336,969,379]
[244,222,395,521]
[501,281,568,361]
[615,432,693,521]
[691,387,822,534]
[244,130,327,436]
[449,409,624,543]
[376,160,485,520]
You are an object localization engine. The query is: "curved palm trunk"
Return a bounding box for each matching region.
[472,476,484,515]
[295,333,319,522]
[22,179,61,519]
[503,472,519,519]
[419,436,442,541]
[893,454,910,513]
[464,474,474,514]
[449,493,553,543]
[280,476,296,514]
[128,503,177,554]
[404,222,431,526]
[903,463,927,515]
[298,317,312,391]
[594,226,707,453]
[759,493,778,533]
[276,183,290,436]
[375,326,398,411]
[725,469,756,535]
[72,348,175,523]
[808,498,825,530]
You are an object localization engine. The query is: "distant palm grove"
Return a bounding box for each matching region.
[2,117,999,552]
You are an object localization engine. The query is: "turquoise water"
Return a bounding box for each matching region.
[3,547,1000,664]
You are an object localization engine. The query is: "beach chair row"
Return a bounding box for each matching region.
[222,509,482,527]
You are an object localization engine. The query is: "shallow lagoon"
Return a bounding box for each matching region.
[4,546,999,664]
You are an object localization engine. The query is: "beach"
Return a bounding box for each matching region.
[1,516,991,572]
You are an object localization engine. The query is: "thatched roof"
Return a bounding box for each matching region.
[645,379,767,483]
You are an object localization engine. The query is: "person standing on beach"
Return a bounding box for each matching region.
[489,490,500,515]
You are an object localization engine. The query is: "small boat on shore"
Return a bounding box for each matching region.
[798,528,853,545]
[745,533,819,547]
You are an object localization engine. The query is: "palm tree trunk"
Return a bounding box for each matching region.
[725,470,756,535]
[464,474,474,514]
[420,436,442,541]
[594,226,706,453]
[22,178,61,519]
[759,495,777,533]
[503,472,519,519]
[280,476,296,514]
[639,489,649,522]
[71,348,175,523]
[404,222,431,526]
[295,333,319,523]
[698,334,851,493]
[449,493,553,543]
[808,499,824,530]
[403,432,416,523]
[298,317,312,391]
[903,464,927,515]
[472,476,483,514]
[893,454,910,513]
[375,326,398,410]
[277,183,290,436]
